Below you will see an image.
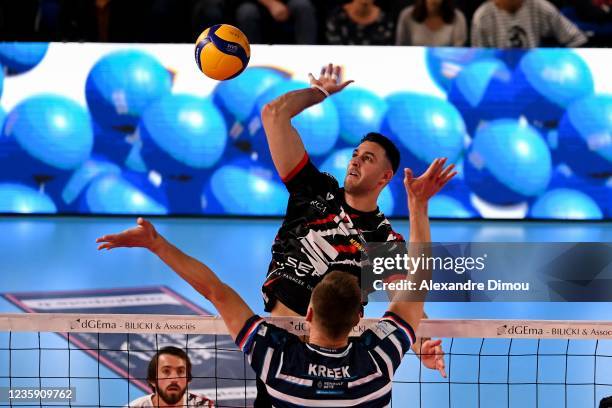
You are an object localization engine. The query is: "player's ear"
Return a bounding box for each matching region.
[352,311,360,328]
[305,306,314,322]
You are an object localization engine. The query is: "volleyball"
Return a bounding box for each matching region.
[194,24,250,81]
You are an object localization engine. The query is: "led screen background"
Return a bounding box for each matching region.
[0,43,610,219]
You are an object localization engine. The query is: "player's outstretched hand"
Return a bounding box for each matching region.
[308,63,353,96]
[404,158,457,203]
[419,339,447,378]
[96,218,160,251]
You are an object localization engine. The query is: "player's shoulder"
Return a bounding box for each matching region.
[320,170,341,192]
[358,312,416,347]
[126,394,153,407]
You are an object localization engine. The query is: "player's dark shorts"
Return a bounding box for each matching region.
[262,269,312,316]
[262,267,367,317]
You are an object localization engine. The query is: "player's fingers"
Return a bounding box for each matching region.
[423,158,441,178]
[327,63,333,77]
[429,339,443,348]
[438,164,455,180]
[404,168,414,184]
[308,73,315,83]
[440,171,458,186]
[434,157,447,176]
[333,65,342,82]
[320,66,326,77]
[438,360,447,378]
[97,242,112,251]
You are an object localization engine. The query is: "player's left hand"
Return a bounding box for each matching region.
[404,158,456,204]
[418,339,447,378]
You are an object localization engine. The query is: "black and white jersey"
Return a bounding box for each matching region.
[236,311,416,408]
[262,154,406,315]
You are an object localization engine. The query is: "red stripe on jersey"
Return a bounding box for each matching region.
[281,153,310,183]
[383,314,416,345]
[390,231,404,241]
[307,213,337,226]
[238,317,265,351]
[333,244,360,254]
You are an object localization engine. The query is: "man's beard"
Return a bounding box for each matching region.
[157,384,186,405]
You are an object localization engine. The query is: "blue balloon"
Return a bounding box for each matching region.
[0,106,5,129]
[465,119,552,204]
[557,94,612,178]
[330,87,387,145]
[85,49,172,131]
[0,94,93,182]
[79,173,167,214]
[383,92,466,175]
[213,67,288,123]
[426,47,498,92]
[530,188,603,220]
[0,43,49,75]
[448,59,517,134]
[429,195,476,218]
[0,183,56,213]
[251,80,339,161]
[513,49,594,123]
[320,148,395,215]
[547,164,611,218]
[91,121,135,166]
[139,93,227,176]
[207,160,289,215]
[60,156,122,210]
[0,68,4,99]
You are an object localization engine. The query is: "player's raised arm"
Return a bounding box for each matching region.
[260,63,353,179]
[95,218,254,342]
[388,158,456,331]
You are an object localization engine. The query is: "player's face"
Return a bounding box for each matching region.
[154,354,189,405]
[344,141,392,195]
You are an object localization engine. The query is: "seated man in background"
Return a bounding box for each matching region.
[127,346,214,407]
[471,0,587,47]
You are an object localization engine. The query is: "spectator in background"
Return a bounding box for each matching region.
[234,0,317,44]
[326,0,395,45]
[396,0,467,45]
[471,0,587,47]
[127,346,214,407]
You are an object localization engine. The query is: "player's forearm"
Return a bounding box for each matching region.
[389,199,431,329]
[150,236,226,302]
[262,87,325,121]
[150,236,254,339]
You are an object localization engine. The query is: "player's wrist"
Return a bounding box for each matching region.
[310,84,330,98]
[407,197,428,214]
[149,235,166,255]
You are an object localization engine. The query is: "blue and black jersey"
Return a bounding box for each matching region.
[235,311,416,408]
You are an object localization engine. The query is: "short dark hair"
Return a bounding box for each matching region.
[147,346,192,391]
[311,271,362,339]
[411,0,457,24]
[360,133,400,174]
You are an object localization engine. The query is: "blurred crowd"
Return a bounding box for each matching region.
[0,0,610,47]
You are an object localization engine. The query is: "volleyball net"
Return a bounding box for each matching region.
[0,313,611,407]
